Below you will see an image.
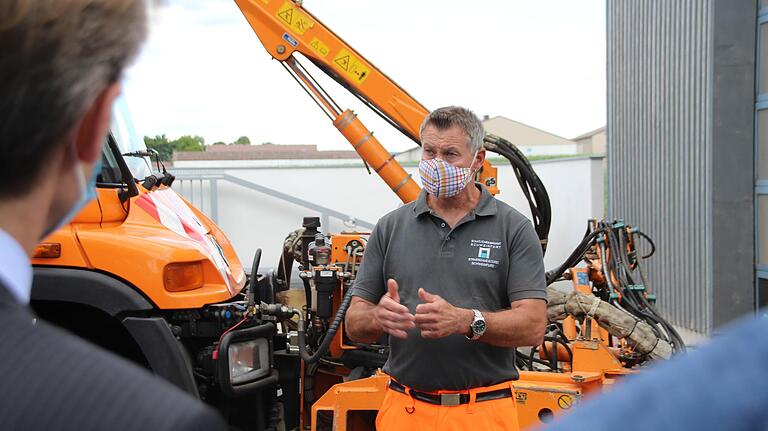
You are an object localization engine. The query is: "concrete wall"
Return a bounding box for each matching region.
[172,156,604,275]
[517,144,579,156]
[173,158,363,168]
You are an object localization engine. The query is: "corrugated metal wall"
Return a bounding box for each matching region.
[607,0,712,333]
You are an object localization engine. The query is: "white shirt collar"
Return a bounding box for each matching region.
[0,228,32,304]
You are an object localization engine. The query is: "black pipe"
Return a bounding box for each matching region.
[296,284,355,364]
[302,277,312,311]
[484,135,551,255]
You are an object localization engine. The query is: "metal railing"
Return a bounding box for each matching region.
[172,171,375,229]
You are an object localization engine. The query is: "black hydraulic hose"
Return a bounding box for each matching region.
[484,135,551,255]
[635,230,656,259]
[528,347,535,370]
[640,297,686,351]
[275,230,301,292]
[611,230,658,319]
[617,229,642,289]
[546,229,605,285]
[543,335,574,371]
[515,355,529,370]
[551,339,558,371]
[539,342,556,372]
[248,248,265,304]
[296,284,355,364]
[555,332,573,360]
[302,277,312,310]
[629,233,683,350]
[606,228,629,287]
[599,227,643,316]
[633,239,652,291]
[515,349,550,368]
[521,347,533,371]
[598,238,615,294]
[603,224,685,353]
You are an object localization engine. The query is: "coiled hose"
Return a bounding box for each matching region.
[483,134,551,255]
[296,284,355,364]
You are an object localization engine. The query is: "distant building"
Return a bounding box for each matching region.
[483,116,579,156]
[395,116,580,162]
[572,126,606,154]
[173,143,361,168]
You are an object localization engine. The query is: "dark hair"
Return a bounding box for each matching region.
[0,0,147,198]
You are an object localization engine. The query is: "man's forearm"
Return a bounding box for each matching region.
[481,307,546,347]
[457,299,547,348]
[345,297,384,343]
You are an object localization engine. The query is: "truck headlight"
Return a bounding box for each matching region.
[216,322,278,396]
[229,338,270,384]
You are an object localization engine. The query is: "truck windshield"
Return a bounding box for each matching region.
[111,96,152,180]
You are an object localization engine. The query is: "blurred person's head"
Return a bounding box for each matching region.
[0,0,147,250]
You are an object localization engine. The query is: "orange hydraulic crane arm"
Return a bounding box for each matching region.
[234,0,498,202]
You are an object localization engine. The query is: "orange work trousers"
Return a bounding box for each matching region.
[375,380,520,431]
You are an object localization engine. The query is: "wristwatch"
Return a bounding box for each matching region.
[466,309,486,340]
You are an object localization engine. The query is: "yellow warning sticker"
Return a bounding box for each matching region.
[276,1,314,35]
[332,48,370,84]
[309,37,330,58]
[557,395,574,409]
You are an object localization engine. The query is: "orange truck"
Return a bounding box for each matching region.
[30,98,288,430]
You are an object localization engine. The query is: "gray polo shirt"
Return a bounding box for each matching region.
[351,183,546,391]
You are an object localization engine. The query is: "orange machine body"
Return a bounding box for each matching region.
[233,2,640,430]
[32,180,245,309]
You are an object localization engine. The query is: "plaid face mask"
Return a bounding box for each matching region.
[418,152,477,198]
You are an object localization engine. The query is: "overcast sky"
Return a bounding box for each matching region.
[123,0,606,152]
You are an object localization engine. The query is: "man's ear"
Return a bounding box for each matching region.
[75,83,121,163]
[474,147,486,170]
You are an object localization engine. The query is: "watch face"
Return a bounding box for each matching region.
[472,319,486,334]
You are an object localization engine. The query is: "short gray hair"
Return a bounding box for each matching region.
[419,106,485,153]
[0,0,147,198]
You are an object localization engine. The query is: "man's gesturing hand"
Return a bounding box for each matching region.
[373,279,415,339]
[415,288,473,339]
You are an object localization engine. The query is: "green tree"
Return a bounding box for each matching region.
[144,134,173,161]
[172,135,205,152]
[232,135,251,145]
[211,141,226,146]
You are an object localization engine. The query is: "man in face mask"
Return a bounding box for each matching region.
[0,1,225,429]
[346,106,548,430]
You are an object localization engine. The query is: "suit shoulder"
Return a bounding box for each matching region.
[0,310,225,430]
[167,401,228,431]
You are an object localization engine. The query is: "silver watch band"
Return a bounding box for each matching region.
[467,309,485,340]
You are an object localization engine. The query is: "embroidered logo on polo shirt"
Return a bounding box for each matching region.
[468,239,501,269]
